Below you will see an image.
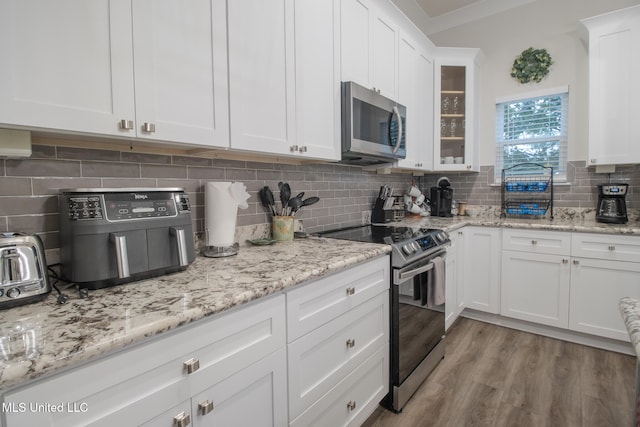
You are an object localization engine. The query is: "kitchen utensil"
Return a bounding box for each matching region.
[301,196,319,207]
[263,186,276,216]
[0,232,51,309]
[288,196,304,216]
[272,216,294,241]
[295,192,305,200]
[280,183,291,216]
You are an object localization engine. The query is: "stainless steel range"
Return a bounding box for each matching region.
[317,224,450,412]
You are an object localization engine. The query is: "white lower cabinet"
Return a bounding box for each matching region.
[463,227,501,314]
[2,295,287,427]
[445,228,465,330]
[286,256,390,426]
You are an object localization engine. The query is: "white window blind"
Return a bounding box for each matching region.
[495,89,568,181]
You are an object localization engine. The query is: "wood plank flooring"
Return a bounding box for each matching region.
[362,318,636,427]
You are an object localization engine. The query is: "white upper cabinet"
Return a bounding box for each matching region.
[0,0,135,137]
[131,0,229,147]
[582,5,640,166]
[0,0,229,148]
[395,31,434,171]
[228,0,339,161]
[340,0,398,100]
[433,47,481,172]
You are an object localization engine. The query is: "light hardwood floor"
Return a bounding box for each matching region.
[363,318,636,427]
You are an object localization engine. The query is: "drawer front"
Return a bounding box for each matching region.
[286,256,390,342]
[287,291,389,419]
[502,229,571,255]
[289,344,389,427]
[3,295,285,427]
[572,232,640,262]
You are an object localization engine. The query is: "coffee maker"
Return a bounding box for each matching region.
[430,177,453,217]
[596,184,628,224]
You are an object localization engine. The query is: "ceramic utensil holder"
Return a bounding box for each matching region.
[272,216,294,241]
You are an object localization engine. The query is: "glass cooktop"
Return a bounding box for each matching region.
[317,225,440,246]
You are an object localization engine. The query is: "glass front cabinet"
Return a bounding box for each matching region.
[434,48,481,172]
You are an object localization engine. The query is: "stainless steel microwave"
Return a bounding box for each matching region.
[341,81,406,166]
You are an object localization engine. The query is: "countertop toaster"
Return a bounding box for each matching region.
[0,232,51,309]
[59,188,195,290]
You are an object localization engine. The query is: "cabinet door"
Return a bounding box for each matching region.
[131,0,228,147]
[192,348,287,427]
[584,6,640,165]
[340,0,373,89]
[570,257,640,341]
[396,34,433,171]
[445,228,465,330]
[501,251,570,328]
[370,8,398,99]
[228,0,296,155]
[463,227,501,313]
[293,0,340,161]
[0,0,135,136]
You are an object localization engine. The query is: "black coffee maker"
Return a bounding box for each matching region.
[596,184,628,224]
[430,177,453,217]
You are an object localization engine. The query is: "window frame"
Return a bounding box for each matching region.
[495,86,569,183]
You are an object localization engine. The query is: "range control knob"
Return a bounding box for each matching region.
[402,244,414,255]
[411,241,421,252]
[6,288,20,299]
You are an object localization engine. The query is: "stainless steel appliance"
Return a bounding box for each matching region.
[596,184,628,224]
[59,188,195,290]
[341,81,406,166]
[317,225,450,412]
[0,232,51,309]
[430,177,454,217]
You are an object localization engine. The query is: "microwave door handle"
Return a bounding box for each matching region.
[391,106,403,154]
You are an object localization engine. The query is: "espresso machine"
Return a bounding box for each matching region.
[596,183,628,224]
[430,177,453,217]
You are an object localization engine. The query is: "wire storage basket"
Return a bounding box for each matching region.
[501,163,553,220]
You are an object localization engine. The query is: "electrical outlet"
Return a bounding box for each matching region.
[362,210,371,225]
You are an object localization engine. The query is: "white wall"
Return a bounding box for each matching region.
[406,0,640,166]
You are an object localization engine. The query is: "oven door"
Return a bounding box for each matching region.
[391,250,446,388]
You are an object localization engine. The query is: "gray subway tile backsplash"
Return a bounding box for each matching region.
[1,142,639,250]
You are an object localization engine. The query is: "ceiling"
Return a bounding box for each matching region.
[415,0,483,18]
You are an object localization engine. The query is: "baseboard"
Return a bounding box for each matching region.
[460,309,635,356]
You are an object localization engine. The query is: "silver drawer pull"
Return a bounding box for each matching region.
[346,338,355,348]
[347,401,357,411]
[119,119,134,130]
[346,287,355,296]
[573,260,579,265]
[173,412,191,427]
[198,400,214,416]
[184,358,200,374]
[290,145,299,152]
[299,145,308,153]
[562,259,568,264]
[142,122,156,133]
[608,245,616,251]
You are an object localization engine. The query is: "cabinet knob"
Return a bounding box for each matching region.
[346,287,355,296]
[198,400,214,416]
[183,358,200,374]
[290,145,299,152]
[173,412,191,427]
[347,401,357,411]
[346,338,356,348]
[119,119,134,130]
[573,260,579,265]
[608,245,616,251]
[531,240,537,245]
[562,259,568,264]
[142,122,156,133]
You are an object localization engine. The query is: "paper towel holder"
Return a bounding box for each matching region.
[202,228,239,258]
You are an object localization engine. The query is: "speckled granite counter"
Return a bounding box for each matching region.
[620,297,640,356]
[0,238,390,392]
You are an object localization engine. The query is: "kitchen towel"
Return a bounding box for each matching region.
[428,256,446,307]
[204,182,250,247]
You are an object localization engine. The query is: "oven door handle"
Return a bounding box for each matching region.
[394,262,433,284]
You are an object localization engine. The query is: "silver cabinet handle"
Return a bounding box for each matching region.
[347,401,357,411]
[110,233,130,278]
[531,240,538,245]
[346,287,355,296]
[184,358,200,374]
[173,412,190,427]
[608,245,616,251]
[346,338,355,348]
[562,259,568,264]
[198,400,214,416]
[299,146,308,153]
[573,260,579,265]
[290,145,299,152]
[142,122,156,133]
[466,165,472,170]
[119,119,134,130]
[171,227,189,267]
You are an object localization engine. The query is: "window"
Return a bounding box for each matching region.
[495,88,568,181]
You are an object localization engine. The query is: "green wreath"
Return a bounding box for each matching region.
[511,48,553,84]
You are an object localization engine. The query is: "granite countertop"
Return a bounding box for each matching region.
[619,297,640,357]
[0,238,390,392]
